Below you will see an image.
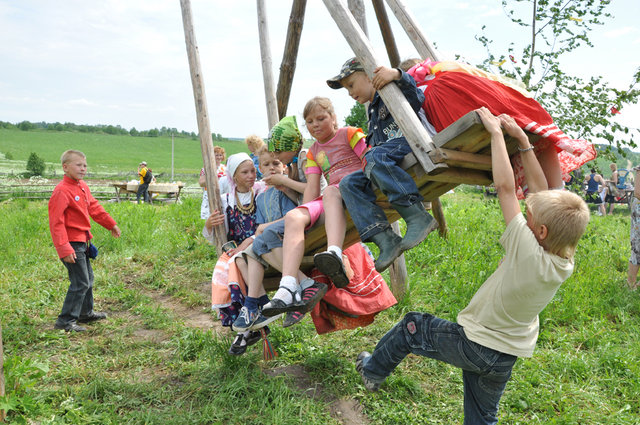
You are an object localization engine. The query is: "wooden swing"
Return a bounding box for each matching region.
[179,0,527,297]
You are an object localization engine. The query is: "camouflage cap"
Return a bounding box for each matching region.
[326,57,365,89]
[267,116,303,152]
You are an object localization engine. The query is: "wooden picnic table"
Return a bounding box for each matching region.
[112,182,184,204]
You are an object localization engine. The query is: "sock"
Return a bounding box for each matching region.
[327,245,342,259]
[244,296,259,313]
[299,278,315,290]
[273,276,298,304]
[257,294,270,308]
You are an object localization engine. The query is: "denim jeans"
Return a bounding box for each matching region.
[56,242,95,326]
[361,312,517,425]
[252,220,285,258]
[339,138,423,241]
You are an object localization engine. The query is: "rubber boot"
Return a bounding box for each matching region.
[369,229,403,273]
[394,203,438,251]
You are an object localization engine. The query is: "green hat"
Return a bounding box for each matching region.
[267,116,303,152]
[326,57,365,89]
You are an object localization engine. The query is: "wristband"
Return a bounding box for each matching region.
[518,146,534,153]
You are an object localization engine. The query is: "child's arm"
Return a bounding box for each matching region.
[302,173,321,204]
[477,107,520,225]
[498,114,548,194]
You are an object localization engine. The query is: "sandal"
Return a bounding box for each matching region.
[314,251,349,288]
[283,311,305,328]
[261,286,305,316]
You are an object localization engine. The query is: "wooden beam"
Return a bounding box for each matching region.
[257,0,279,128]
[348,0,368,36]
[384,0,440,61]
[372,0,400,67]
[180,0,225,255]
[322,0,443,174]
[429,148,492,171]
[276,0,306,119]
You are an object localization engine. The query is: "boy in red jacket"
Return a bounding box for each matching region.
[49,150,121,332]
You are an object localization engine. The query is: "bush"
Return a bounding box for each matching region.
[25,152,46,177]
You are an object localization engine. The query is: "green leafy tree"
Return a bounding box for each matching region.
[26,152,45,177]
[474,0,640,156]
[344,102,368,133]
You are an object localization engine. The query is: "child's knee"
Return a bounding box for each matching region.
[284,208,309,230]
[324,185,342,201]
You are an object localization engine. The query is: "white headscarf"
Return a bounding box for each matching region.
[225,152,253,193]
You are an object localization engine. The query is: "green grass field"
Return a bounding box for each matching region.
[0,129,248,176]
[0,189,638,424]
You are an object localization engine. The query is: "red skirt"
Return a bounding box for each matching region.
[424,71,596,189]
[310,243,397,334]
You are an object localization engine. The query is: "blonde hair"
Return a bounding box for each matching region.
[60,150,85,165]
[256,146,276,162]
[213,146,226,162]
[398,58,422,72]
[303,96,338,131]
[245,134,266,153]
[525,190,590,259]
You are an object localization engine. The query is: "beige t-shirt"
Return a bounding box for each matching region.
[457,214,573,358]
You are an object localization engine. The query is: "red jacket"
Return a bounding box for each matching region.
[48,175,117,258]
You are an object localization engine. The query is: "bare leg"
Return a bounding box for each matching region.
[627,262,639,289]
[538,146,563,189]
[246,256,267,298]
[235,256,248,283]
[281,208,314,278]
[323,185,346,248]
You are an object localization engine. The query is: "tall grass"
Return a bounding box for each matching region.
[0,191,638,424]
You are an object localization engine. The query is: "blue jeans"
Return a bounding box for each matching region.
[252,221,285,258]
[340,138,422,241]
[361,312,517,425]
[56,242,95,326]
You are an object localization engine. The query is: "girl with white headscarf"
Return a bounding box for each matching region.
[202,152,266,354]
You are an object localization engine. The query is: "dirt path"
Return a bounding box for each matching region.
[141,282,370,425]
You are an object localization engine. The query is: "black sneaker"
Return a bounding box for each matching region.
[356,351,381,392]
[78,312,108,323]
[314,251,349,288]
[54,322,87,332]
[228,328,268,356]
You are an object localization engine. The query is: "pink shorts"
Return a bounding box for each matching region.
[297,197,324,230]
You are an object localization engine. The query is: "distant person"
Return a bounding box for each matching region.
[245,134,266,180]
[583,168,606,216]
[628,166,640,291]
[137,161,152,204]
[199,146,228,219]
[355,109,590,424]
[49,150,121,332]
[604,163,620,215]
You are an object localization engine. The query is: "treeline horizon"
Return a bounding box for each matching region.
[0,119,233,141]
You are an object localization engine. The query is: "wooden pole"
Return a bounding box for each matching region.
[383,0,440,61]
[372,0,400,67]
[257,0,279,129]
[382,0,449,237]
[322,0,441,175]
[347,0,368,36]
[276,0,307,119]
[180,0,226,255]
[347,0,409,299]
[0,322,5,422]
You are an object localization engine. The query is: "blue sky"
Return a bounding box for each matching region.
[0,0,638,144]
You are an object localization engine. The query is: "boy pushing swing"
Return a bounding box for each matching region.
[355,108,591,424]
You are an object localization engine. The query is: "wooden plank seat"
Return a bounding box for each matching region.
[262,111,531,290]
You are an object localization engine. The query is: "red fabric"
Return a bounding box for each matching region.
[310,244,397,334]
[48,176,117,258]
[423,71,596,189]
